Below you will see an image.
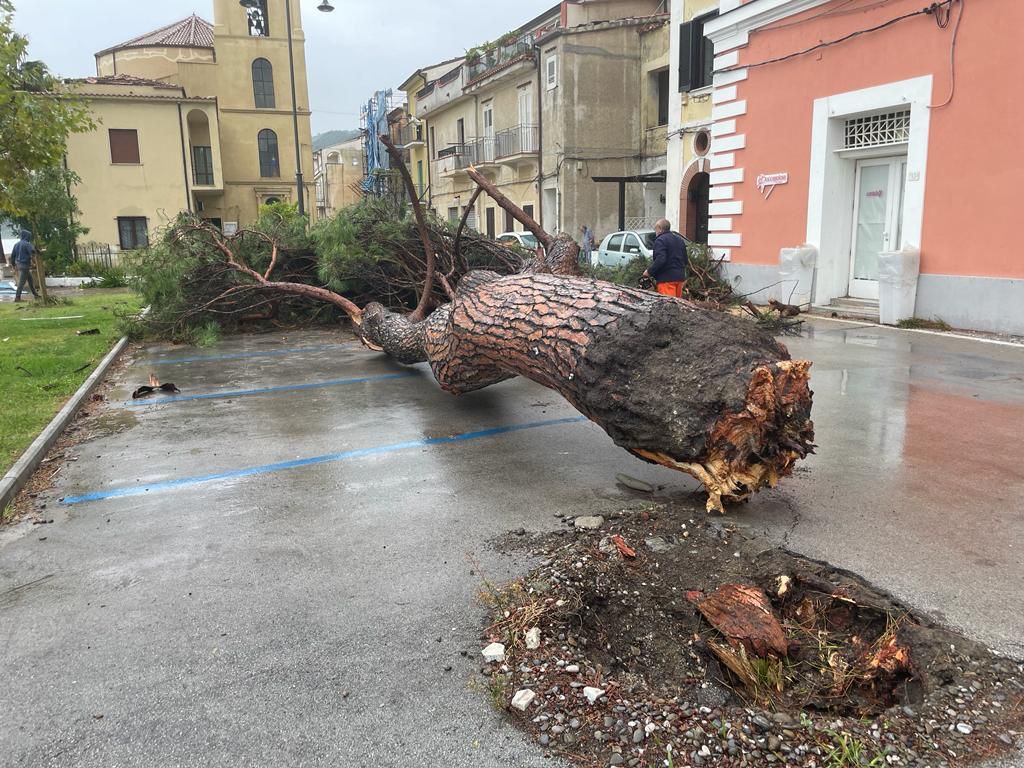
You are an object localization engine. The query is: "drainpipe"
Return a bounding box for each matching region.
[534,43,544,229]
[177,102,193,212]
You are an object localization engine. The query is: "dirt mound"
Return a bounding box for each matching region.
[483,502,1023,767]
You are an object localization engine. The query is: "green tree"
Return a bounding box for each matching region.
[4,165,86,271]
[0,0,93,212]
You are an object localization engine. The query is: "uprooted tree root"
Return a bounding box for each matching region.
[481,502,1024,768]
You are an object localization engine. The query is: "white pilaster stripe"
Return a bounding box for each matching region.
[712,85,737,105]
[711,100,746,120]
[713,51,739,71]
[713,68,748,87]
[708,217,733,232]
[710,168,743,185]
[709,200,743,216]
[708,185,734,201]
[708,232,742,247]
[709,152,735,169]
[711,119,736,137]
[712,133,745,152]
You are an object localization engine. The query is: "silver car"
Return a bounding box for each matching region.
[592,229,658,267]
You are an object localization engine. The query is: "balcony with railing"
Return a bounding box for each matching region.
[495,124,539,161]
[395,122,424,148]
[465,32,536,86]
[416,64,467,117]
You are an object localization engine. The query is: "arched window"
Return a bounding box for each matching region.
[258,129,280,178]
[252,58,275,108]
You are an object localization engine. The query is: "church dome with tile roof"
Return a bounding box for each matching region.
[96,14,214,57]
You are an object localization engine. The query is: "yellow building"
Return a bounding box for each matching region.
[665,0,720,242]
[401,2,669,242]
[313,137,364,218]
[65,0,314,251]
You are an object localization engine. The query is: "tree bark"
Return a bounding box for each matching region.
[359,272,814,512]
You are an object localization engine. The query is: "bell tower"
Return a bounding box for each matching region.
[203,0,313,220]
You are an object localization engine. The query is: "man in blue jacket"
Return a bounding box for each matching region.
[12,230,40,302]
[642,219,688,298]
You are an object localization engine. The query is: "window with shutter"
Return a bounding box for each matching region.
[679,12,719,92]
[678,22,693,92]
[109,129,140,164]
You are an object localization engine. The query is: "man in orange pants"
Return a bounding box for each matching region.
[643,219,688,298]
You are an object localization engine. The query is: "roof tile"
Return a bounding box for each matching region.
[97,14,213,55]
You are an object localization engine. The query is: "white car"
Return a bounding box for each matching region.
[496,231,540,250]
[592,229,658,267]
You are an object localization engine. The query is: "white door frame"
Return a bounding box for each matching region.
[805,76,932,306]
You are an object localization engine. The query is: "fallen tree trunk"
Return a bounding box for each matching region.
[359,271,814,512]
[145,152,813,512]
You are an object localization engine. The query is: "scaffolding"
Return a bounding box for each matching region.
[359,89,400,199]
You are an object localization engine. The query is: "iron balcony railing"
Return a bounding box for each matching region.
[442,126,540,172]
[495,124,539,159]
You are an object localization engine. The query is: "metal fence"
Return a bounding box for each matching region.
[74,242,121,270]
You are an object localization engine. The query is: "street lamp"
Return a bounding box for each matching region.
[240,0,333,217]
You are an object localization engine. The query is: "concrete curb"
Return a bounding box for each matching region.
[809,315,1024,348]
[0,335,129,511]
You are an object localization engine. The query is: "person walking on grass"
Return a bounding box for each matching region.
[642,218,688,298]
[12,229,40,302]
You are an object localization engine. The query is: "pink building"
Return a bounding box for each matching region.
[702,0,1022,333]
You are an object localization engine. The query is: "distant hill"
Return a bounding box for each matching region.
[313,129,361,151]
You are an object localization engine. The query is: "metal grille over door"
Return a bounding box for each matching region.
[844,110,910,150]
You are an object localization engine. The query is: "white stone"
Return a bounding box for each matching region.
[583,686,606,704]
[482,642,506,663]
[525,627,541,650]
[956,722,973,735]
[511,689,536,711]
[574,515,604,530]
[565,664,580,673]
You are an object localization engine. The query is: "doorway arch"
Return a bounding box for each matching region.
[679,162,710,244]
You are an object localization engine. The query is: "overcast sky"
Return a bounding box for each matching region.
[13,0,558,134]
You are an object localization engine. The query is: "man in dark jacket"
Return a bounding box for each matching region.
[643,219,688,298]
[12,230,40,302]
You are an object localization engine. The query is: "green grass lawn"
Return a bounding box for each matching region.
[0,289,142,474]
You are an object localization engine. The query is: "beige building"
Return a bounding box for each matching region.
[403,0,668,242]
[665,0,720,242]
[65,0,314,251]
[313,137,364,219]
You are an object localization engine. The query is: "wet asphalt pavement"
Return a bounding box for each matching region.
[1,317,1022,767]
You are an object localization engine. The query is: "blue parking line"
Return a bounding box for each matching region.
[150,343,355,366]
[125,372,415,406]
[63,416,588,505]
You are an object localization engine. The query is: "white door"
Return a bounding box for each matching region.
[481,105,495,162]
[849,157,907,299]
[518,87,532,127]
